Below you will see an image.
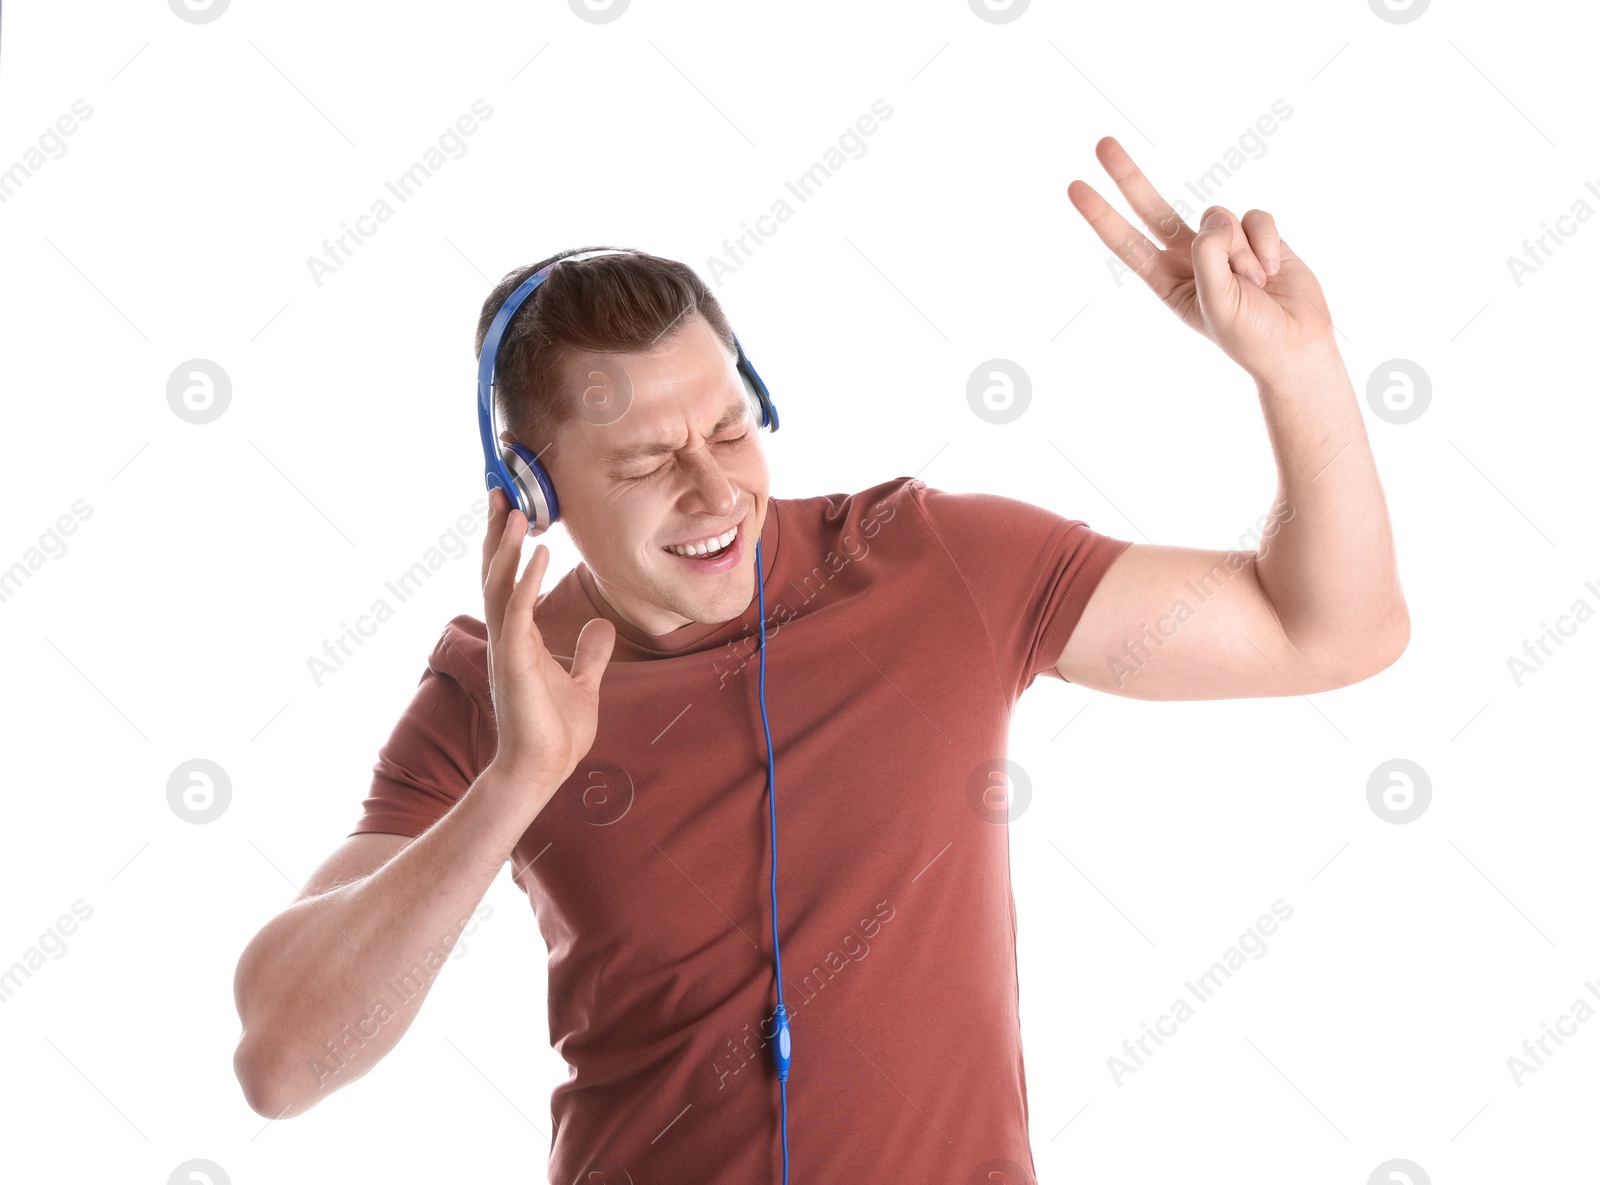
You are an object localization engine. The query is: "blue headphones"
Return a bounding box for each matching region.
[475,247,795,1182]
[476,247,780,538]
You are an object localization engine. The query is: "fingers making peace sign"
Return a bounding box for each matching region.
[1068,136,1338,385]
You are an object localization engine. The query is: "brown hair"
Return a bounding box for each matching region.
[474,246,738,465]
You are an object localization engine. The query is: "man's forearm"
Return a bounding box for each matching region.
[232,763,547,1118]
[1251,343,1410,676]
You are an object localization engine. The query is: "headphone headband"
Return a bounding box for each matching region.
[476,248,779,536]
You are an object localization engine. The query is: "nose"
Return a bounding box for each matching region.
[675,445,739,517]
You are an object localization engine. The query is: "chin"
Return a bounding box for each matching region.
[691,572,757,624]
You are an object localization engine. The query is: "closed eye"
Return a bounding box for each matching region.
[621,433,749,483]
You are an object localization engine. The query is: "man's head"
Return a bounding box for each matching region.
[474,247,771,637]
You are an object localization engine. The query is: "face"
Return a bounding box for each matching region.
[532,312,771,636]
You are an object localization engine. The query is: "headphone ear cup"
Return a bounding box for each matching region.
[502,442,558,536]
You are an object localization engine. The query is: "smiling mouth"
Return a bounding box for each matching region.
[662,520,739,558]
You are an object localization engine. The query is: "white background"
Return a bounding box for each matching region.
[1,0,1595,1181]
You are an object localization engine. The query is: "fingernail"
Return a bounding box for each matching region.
[1202,212,1227,230]
[1265,259,1280,275]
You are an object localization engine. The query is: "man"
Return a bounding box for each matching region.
[232,137,1408,1184]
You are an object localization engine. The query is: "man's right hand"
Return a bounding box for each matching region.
[480,487,617,803]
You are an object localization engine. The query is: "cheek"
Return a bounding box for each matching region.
[735,444,770,486]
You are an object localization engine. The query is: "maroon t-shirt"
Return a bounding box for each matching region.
[350,475,1133,1184]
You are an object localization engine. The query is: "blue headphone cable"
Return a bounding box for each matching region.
[754,535,792,1184]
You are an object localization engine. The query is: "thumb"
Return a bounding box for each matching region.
[569,617,617,692]
[1192,211,1242,325]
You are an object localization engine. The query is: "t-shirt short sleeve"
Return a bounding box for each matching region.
[348,619,488,839]
[907,481,1133,700]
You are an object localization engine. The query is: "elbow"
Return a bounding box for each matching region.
[1307,604,1411,690]
[1364,599,1411,678]
[233,930,310,1120]
[1299,594,1414,687]
[235,1037,287,1119]
[234,1038,281,1119]
[234,1034,309,1121]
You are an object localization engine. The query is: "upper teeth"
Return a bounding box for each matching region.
[666,524,738,556]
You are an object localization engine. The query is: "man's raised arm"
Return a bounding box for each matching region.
[1054,137,1408,700]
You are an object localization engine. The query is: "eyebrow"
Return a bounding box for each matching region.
[605,401,750,469]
